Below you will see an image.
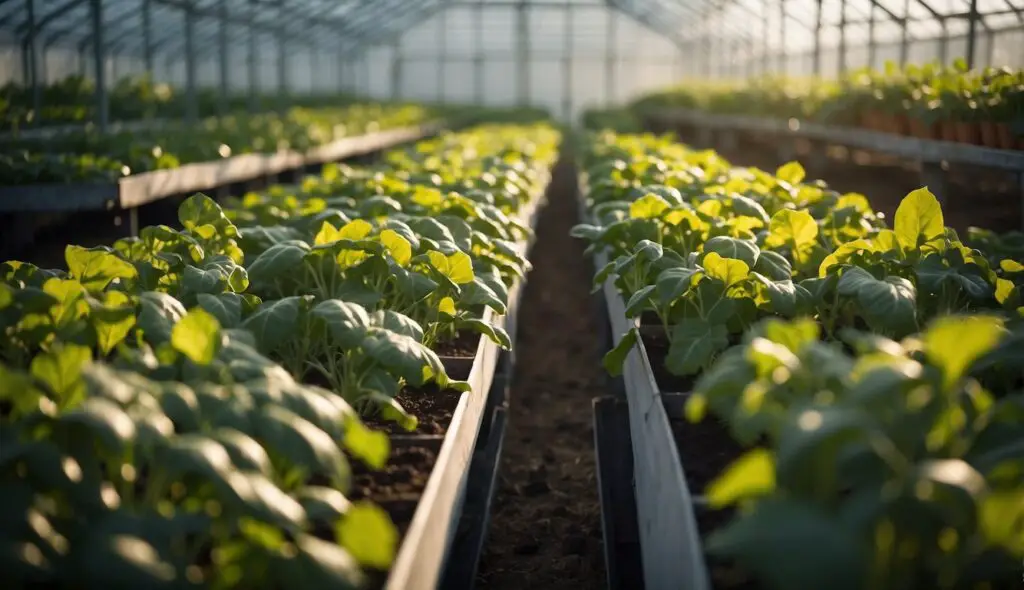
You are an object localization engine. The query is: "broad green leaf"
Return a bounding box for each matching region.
[30,343,92,408]
[362,328,447,387]
[702,252,750,289]
[655,267,698,306]
[706,498,864,590]
[624,285,656,317]
[208,428,272,474]
[171,308,222,365]
[370,310,424,342]
[629,193,671,219]
[837,267,917,337]
[92,291,137,355]
[704,236,759,268]
[241,296,302,353]
[137,291,188,345]
[1000,259,1024,274]
[776,161,806,185]
[665,318,729,377]
[256,405,349,488]
[706,448,776,508]
[70,533,176,588]
[893,187,944,251]
[197,292,243,328]
[279,533,365,589]
[0,283,13,310]
[458,318,510,349]
[379,229,412,267]
[754,250,792,281]
[65,246,137,292]
[336,502,397,569]
[343,416,390,470]
[246,243,309,287]
[766,209,818,251]
[179,193,237,237]
[751,273,798,316]
[311,299,371,349]
[338,219,373,241]
[603,327,638,377]
[923,315,1005,390]
[58,396,137,451]
[427,250,474,285]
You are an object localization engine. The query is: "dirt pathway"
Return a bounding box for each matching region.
[474,155,608,589]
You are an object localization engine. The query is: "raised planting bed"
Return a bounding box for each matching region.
[0,121,560,590]
[573,129,1024,590]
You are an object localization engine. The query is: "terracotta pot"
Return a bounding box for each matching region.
[941,121,958,142]
[979,121,999,148]
[908,118,932,139]
[956,121,979,146]
[996,123,1016,150]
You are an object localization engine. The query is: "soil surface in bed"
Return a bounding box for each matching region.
[475,155,608,588]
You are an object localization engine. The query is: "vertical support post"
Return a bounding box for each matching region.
[899,0,910,65]
[277,0,287,112]
[761,1,769,74]
[391,39,402,100]
[604,9,615,105]
[562,1,572,122]
[142,0,154,74]
[813,0,822,76]
[838,0,847,74]
[25,0,42,119]
[966,0,979,68]
[867,1,876,68]
[90,0,108,132]
[218,0,229,116]
[437,10,446,104]
[516,0,529,107]
[938,18,948,64]
[248,0,258,112]
[778,0,787,74]
[474,1,484,104]
[184,2,197,124]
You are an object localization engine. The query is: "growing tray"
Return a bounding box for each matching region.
[578,180,710,590]
[381,181,547,590]
[0,124,443,213]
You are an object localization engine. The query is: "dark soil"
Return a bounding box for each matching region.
[475,155,607,588]
[640,329,698,393]
[361,385,462,435]
[669,417,747,496]
[349,441,442,539]
[433,330,481,358]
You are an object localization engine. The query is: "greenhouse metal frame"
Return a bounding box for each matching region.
[1,0,1022,124]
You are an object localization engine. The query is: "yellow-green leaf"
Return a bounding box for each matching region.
[427,250,474,285]
[337,219,373,241]
[894,187,945,251]
[923,315,1005,391]
[379,229,412,267]
[776,161,806,185]
[766,209,818,251]
[171,308,222,365]
[995,278,1015,304]
[702,252,750,288]
[336,502,397,569]
[999,259,1024,274]
[629,193,670,219]
[706,448,776,508]
[314,221,342,246]
[438,296,456,317]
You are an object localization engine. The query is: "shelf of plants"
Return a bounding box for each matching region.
[0,103,438,214]
[633,64,1024,180]
[0,121,559,590]
[572,129,1024,590]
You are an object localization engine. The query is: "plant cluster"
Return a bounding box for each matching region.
[0,103,433,185]
[572,129,1024,589]
[631,61,1024,149]
[0,121,559,589]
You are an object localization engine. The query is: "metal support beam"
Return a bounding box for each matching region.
[391,38,402,100]
[779,0,787,74]
[516,0,528,107]
[437,9,445,104]
[247,0,258,111]
[899,0,911,64]
[25,0,41,115]
[966,0,979,68]
[562,0,572,122]
[813,0,822,76]
[868,1,876,67]
[90,0,108,132]
[605,9,615,105]
[184,1,197,124]
[218,0,229,115]
[277,0,287,110]
[142,0,153,73]
[474,0,484,104]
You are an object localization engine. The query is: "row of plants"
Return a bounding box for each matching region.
[0,102,435,185]
[572,129,1023,589]
[631,61,1024,150]
[0,74,381,130]
[0,120,560,588]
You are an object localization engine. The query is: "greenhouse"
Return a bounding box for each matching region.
[0,2,1023,590]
